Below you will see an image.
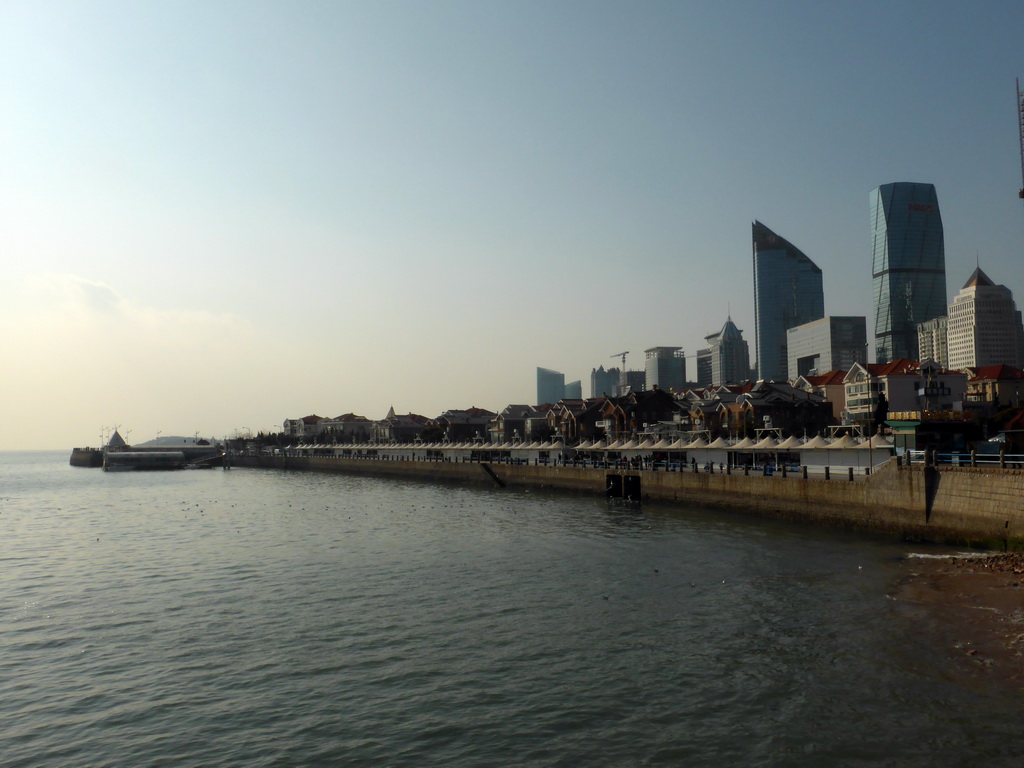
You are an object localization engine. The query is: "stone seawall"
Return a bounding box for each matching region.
[231,455,1024,548]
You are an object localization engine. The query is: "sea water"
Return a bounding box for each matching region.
[0,451,1019,767]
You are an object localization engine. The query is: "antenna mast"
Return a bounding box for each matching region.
[1018,78,1024,200]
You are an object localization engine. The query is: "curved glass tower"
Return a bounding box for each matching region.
[752,221,824,381]
[870,182,947,363]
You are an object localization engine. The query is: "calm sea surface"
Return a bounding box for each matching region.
[1,451,1019,767]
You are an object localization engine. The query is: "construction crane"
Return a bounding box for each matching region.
[1018,78,1024,199]
[611,351,629,369]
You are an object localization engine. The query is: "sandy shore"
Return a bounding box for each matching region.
[895,553,1024,685]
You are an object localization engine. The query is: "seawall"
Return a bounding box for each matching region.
[69,447,104,467]
[231,455,1024,549]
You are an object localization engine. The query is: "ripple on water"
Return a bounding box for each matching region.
[1,454,1022,767]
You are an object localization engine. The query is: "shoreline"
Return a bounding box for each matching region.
[230,454,1024,549]
[894,553,1024,686]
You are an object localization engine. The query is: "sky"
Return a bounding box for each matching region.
[3,0,1024,450]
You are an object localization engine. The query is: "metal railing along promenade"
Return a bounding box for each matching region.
[236,448,889,481]
[904,449,1024,469]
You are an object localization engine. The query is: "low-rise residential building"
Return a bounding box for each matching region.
[732,381,832,438]
[319,413,372,443]
[283,415,325,438]
[963,364,1024,412]
[431,407,496,442]
[545,399,585,442]
[373,407,430,442]
[489,404,536,443]
[844,360,967,428]
[793,370,848,421]
[685,386,746,437]
[544,398,616,443]
[595,388,681,440]
[524,404,557,440]
[626,387,682,433]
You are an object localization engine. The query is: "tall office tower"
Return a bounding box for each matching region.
[946,268,1024,369]
[704,317,750,385]
[564,380,583,399]
[644,347,686,392]
[536,367,565,405]
[917,316,949,367]
[619,370,646,394]
[786,316,867,379]
[870,182,947,363]
[752,221,825,381]
[695,347,713,388]
[590,365,620,397]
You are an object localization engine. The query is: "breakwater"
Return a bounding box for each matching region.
[231,454,1024,549]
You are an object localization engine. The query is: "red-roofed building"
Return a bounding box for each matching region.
[844,360,966,427]
[488,404,536,444]
[283,414,325,438]
[373,407,430,443]
[794,370,848,420]
[431,406,497,442]
[963,365,1024,411]
[319,413,372,443]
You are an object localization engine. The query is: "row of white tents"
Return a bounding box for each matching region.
[271,433,895,468]
[574,433,893,452]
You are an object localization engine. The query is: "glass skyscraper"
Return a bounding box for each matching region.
[536,367,565,405]
[870,182,947,363]
[752,221,824,381]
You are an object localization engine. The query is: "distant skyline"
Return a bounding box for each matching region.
[3,1,1024,449]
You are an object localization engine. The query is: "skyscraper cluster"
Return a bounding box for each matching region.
[539,180,1023,404]
[751,181,1020,380]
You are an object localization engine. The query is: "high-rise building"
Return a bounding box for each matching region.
[752,221,825,381]
[917,316,949,367]
[695,347,713,388]
[536,367,565,405]
[870,182,947,363]
[703,317,750,385]
[619,370,646,394]
[786,316,867,379]
[644,347,686,392]
[946,268,1024,369]
[564,380,583,399]
[590,365,620,397]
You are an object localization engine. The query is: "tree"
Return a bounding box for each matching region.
[872,392,889,434]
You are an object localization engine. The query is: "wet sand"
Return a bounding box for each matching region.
[895,553,1024,685]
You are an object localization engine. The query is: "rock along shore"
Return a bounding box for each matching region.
[894,553,1024,686]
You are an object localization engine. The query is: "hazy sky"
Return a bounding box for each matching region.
[3,0,1024,449]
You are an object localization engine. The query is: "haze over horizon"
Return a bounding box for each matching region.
[3,0,1023,450]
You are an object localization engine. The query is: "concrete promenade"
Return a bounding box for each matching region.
[231,454,1024,549]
